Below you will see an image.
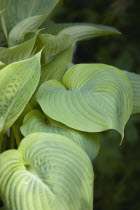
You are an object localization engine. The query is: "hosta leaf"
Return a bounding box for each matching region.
[37,64,133,137]
[0,52,41,134]
[0,0,59,32]
[0,37,36,64]
[0,133,93,210]
[43,21,121,41]
[8,15,48,46]
[21,110,100,161]
[125,71,140,114]
[36,33,75,64]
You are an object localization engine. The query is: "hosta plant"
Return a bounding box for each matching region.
[0,0,140,210]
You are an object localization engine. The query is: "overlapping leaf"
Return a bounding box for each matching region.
[0,37,36,64]
[40,46,74,83]
[43,21,121,41]
[8,15,48,46]
[0,133,93,210]
[0,52,41,133]
[21,110,100,160]
[30,44,74,107]
[36,33,75,64]
[0,0,59,32]
[125,71,140,114]
[37,64,133,137]
[0,0,60,46]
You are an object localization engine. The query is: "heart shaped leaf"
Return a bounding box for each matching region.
[37,64,133,137]
[0,133,93,210]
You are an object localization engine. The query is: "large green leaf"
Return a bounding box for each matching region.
[0,36,36,64]
[37,64,133,137]
[43,21,121,41]
[0,52,41,134]
[125,71,140,114]
[36,33,75,64]
[21,110,100,161]
[0,0,59,32]
[0,133,93,210]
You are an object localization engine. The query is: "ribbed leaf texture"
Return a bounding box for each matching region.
[21,110,100,161]
[37,64,133,138]
[0,133,93,210]
[0,52,41,133]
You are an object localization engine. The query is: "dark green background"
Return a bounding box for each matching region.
[53,0,140,209]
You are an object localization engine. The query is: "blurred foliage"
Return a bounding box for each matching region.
[54,0,140,209]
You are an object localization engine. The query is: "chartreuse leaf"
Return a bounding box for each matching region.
[0,133,93,210]
[0,0,59,32]
[43,21,121,41]
[37,64,133,137]
[0,36,36,64]
[0,52,41,134]
[21,110,100,161]
[125,71,140,114]
[8,15,48,46]
[36,33,75,64]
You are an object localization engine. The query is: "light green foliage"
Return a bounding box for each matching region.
[0,52,41,133]
[0,133,93,210]
[0,0,140,209]
[37,64,133,137]
[21,110,100,161]
[0,0,59,32]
